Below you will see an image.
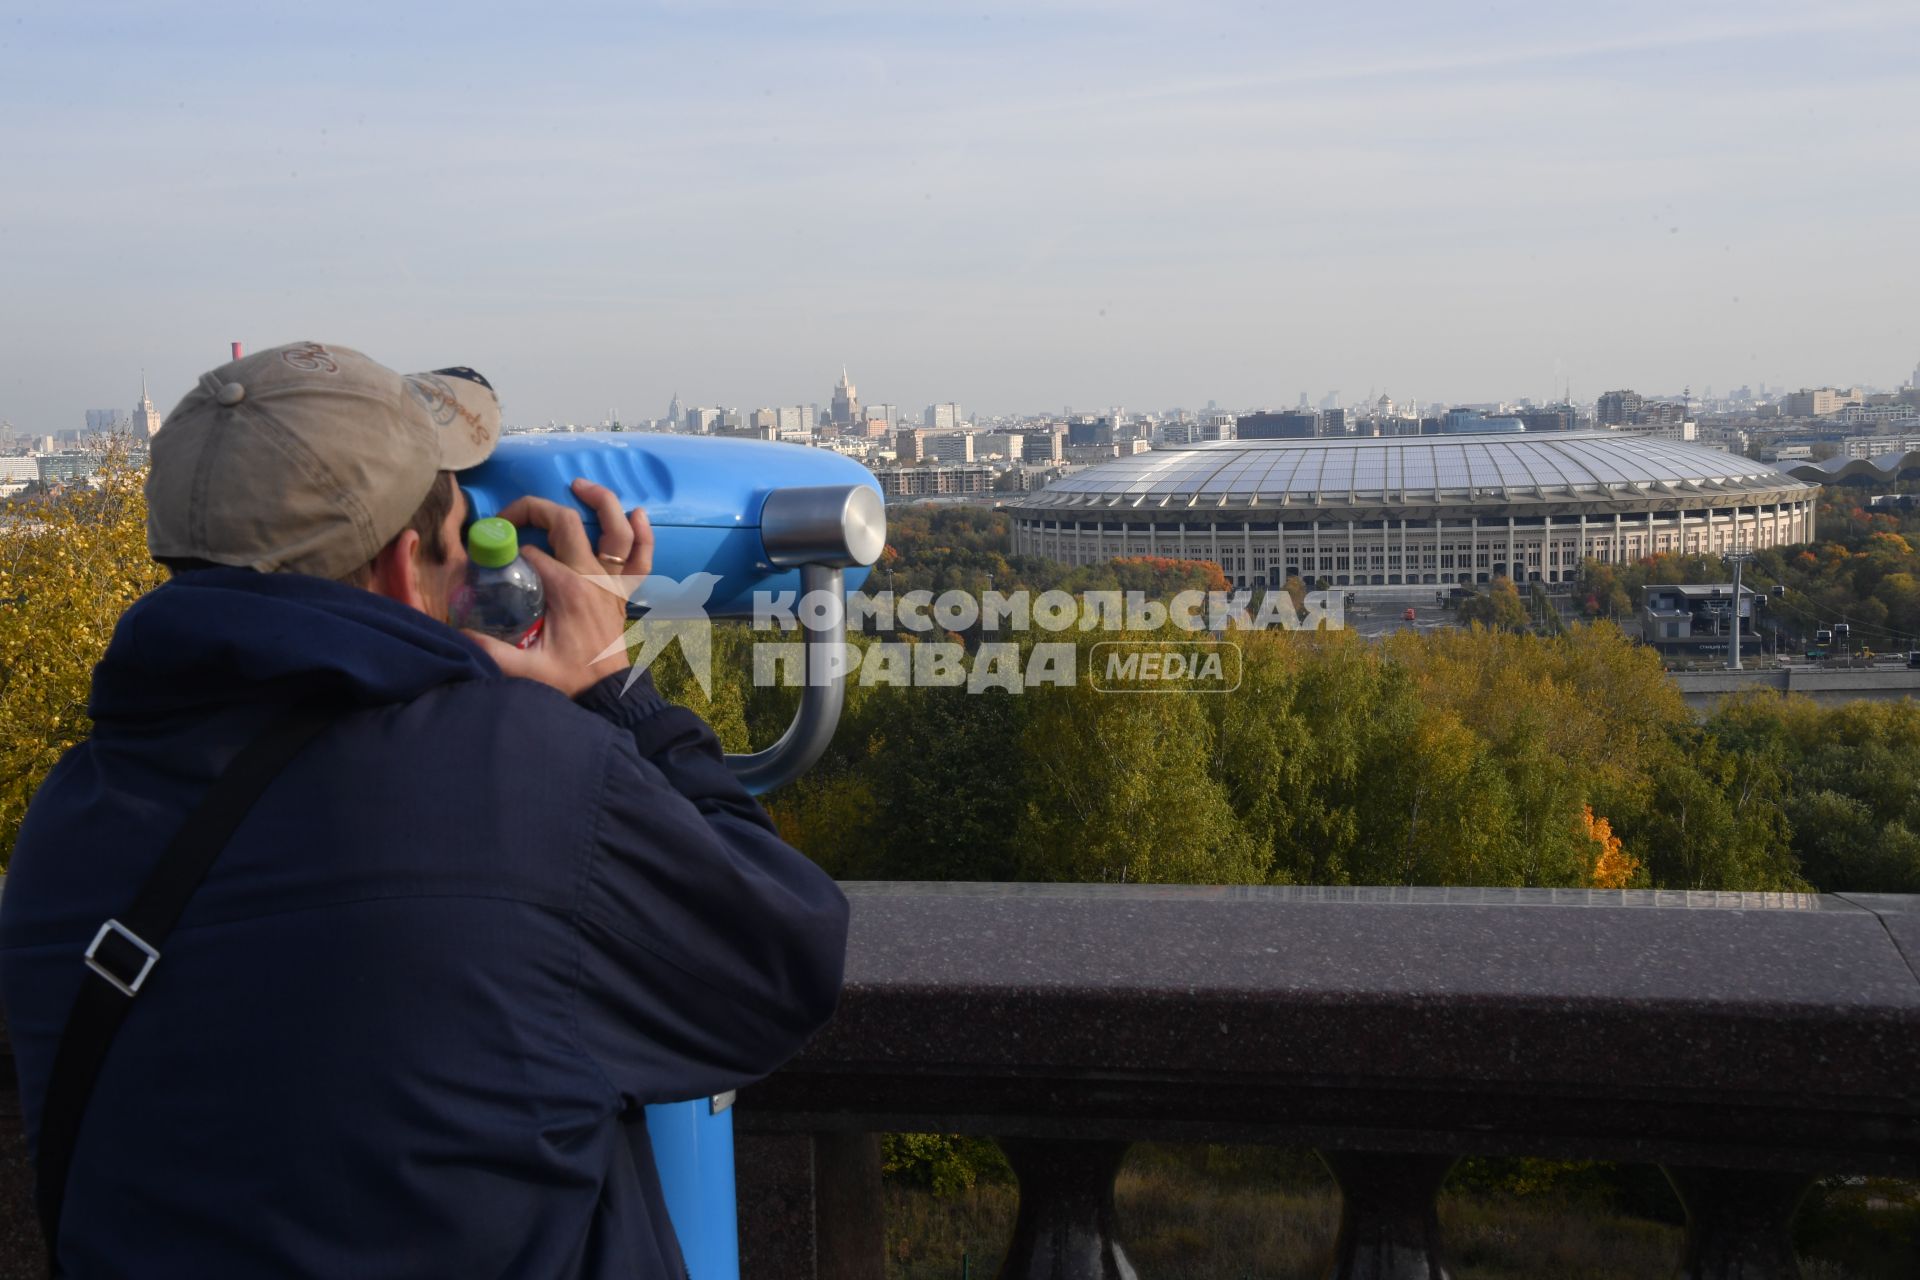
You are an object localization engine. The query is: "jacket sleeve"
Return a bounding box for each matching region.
[565,671,850,1106]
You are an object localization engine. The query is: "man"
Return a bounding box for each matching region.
[0,342,849,1276]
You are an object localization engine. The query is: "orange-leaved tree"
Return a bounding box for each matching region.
[1583,805,1642,889]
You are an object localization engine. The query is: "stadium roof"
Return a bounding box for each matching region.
[1780,450,1920,484]
[1018,432,1815,511]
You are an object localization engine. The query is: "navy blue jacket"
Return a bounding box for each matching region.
[0,569,849,1277]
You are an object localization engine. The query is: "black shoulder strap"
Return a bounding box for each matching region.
[34,703,344,1267]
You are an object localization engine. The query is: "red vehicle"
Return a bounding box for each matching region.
[1403,607,1417,622]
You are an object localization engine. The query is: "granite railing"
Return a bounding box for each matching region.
[0,884,1914,1279]
[734,883,1920,1280]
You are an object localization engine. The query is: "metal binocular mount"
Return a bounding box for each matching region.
[720,485,885,795]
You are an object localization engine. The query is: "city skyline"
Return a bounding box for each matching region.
[9,359,1916,441]
[2,1,1917,429]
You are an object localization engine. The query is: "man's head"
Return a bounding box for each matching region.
[334,469,467,622]
[146,341,501,621]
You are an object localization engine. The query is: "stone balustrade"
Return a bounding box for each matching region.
[0,882,1914,1279]
[735,883,1920,1280]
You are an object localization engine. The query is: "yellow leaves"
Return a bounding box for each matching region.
[0,443,165,865]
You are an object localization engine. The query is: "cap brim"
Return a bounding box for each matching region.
[404,367,502,471]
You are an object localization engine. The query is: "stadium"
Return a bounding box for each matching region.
[1008,432,1820,590]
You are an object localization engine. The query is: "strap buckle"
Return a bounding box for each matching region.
[83,919,160,997]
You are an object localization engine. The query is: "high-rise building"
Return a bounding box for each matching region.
[1023,430,1067,463]
[1066,417,1115,447]
[1518,406,1577,433]
[1596,390,1642,427]
[1781,387,1864,418]
[1237,411,1320,439]
[923,403,962,430]
[1157,420,1235,446]
[1635,401,1688,426]
[923,432,974,463]
[775,406,815,440]
[895,428,926,463]
[1613,419,1699,442]
[0,457,37,497]
[1440,408,1525,434]
[37,452,98,488]
[979,433,1025,461]
[874,463,993,499]
[135,376,163,437]
[830,368,859,427]
[1842,432,1920,461]
[666,392,683,429]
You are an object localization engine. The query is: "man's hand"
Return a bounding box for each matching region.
[464,478,655,698]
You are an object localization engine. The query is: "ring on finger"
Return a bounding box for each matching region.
[598,552,627,567]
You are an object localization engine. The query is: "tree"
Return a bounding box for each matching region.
[1014,640,1267,885]
[1456,576,1530,632]
[776,666,1032,882]
[1583,806,1641,889]
[1709,694,1920,892]
[1634,729,1802,891]
[1350,702,1517,886]
[0,446,166,864]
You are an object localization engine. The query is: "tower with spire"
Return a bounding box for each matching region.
[135,373,163,437]
[830,366,859,428]
[665,391,683,431]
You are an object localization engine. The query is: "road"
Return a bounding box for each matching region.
[1338,589,1459,638]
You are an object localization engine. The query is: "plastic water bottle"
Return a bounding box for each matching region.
[452,517,545,648]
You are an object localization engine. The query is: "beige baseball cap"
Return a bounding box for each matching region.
[147,341,502,580]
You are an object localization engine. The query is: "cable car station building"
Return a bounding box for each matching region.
[1008,433,1819,590]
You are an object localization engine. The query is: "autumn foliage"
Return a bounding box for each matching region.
[1576,479,1920,651]
[1111,556,1232,596]
[7,488,1920,897]
[0,445,166,858]
[1582,806,1641,889]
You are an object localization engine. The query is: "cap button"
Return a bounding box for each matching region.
[216,382,246,406]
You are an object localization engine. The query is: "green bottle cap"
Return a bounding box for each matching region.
[467,517,519,569]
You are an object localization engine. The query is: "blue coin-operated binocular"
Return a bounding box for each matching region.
[459,432,884,1280]
[460,432,885,793]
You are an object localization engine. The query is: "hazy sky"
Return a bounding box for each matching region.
[3,0,1917,430]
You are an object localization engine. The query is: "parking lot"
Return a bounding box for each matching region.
[1329,587,1588,638]
[1338,589,1458,637]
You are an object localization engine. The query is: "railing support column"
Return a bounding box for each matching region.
[994,1137,1137,1280]
[1316,1150,1456,1280]
[1662,1166,1813,1280]
[736,1131,885,1280]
